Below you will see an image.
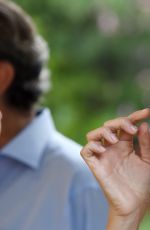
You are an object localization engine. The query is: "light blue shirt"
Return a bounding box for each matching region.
[0,109,108,230]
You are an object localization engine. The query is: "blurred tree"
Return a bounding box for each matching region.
[11,0,150,228]
[12,0,150,144]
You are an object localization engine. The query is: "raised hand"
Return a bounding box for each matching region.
[81,109,150,220]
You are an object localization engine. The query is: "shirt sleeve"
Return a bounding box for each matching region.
[69,171,108,230]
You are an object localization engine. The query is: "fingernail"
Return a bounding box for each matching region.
[130,125,138,133]
[110,134,118,143]
[100,146,106,152]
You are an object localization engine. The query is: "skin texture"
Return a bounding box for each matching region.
[0,61,35,148]
[81,108,150,230]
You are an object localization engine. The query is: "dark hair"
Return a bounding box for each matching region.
[0,0,50,111]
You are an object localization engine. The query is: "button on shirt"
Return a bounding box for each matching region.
[0,109,108,230]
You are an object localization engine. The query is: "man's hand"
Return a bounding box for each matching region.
[81,109,150,222]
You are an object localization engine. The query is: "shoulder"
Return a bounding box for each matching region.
[53,131,83,164]
[51,134,108,221]
[41,131,108,215]
[45,131,100,189]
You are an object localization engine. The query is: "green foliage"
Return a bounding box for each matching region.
[12,0,150,145]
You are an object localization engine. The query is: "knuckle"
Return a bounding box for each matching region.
[144,108,150,115]
[80,147,85,156]
[102,126,110,134]
[88,140,95,146]
[86,132,92,141]
[85,142,93,150]
[101,128,106,136]
[145,109,150,118]
[104,120,112,127]
[104,126,110,132]
[120,117,130,125]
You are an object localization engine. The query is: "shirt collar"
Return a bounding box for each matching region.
[1,109,57,169]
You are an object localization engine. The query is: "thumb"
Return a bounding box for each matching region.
[138,122,150,164]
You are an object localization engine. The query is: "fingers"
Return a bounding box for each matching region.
[87,127,119,144]
[87,108,150,143]
[80,141,106,171]
[128,108,150,123]
[87,118,137,142]
[81,141,106,159]
[138,122,150,164]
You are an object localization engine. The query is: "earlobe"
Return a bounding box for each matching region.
[0,61,15,95]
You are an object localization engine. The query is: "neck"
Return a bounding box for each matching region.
[0,104,35,148]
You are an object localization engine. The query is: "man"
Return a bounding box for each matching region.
[0,1,108,229]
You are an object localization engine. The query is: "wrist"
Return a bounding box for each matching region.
[107,208,145,230]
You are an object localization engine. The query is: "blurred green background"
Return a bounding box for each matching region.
[12,0,150,228]
[13,0,150,145]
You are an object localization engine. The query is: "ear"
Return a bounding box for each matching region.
[0,61,15,95]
